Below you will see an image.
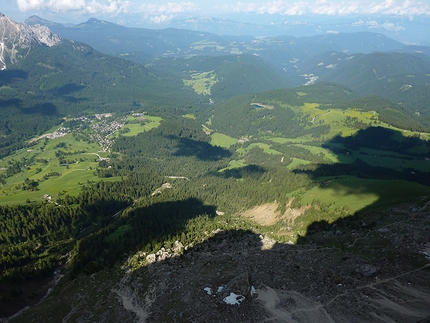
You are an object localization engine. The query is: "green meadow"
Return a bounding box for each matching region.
[286,158,311,170]
[190,41,226,51]
[210,133,237,148]
[183,70,218,95]
[0,113,161,205]
[110,115,162,138]
[237,142,283,155]
[183,114,197,120]
[218,159,247,172]
[0,133,122,205]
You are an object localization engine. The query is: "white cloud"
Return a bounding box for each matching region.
[138,2,199,15]
[136,2,199,24]
[16,0,128,15]
[14,0,430,23]
[352,19,406,30]
[217,0,430,16]
[149,14,174,24]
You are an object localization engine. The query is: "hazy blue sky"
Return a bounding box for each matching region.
[2,0,430,25]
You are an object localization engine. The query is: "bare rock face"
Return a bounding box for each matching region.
[30,25,61,47]
[0,12,61,69]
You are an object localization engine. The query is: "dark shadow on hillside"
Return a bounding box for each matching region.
[294,126,430,187]
[0,98,22,108]
[291,125,430,246]
[211,164,267,179]
[167,135,232,161]
[326,126,430,157]
[62,96,88,103]
[70,197,216,276]
[294,159,430,186]
[19,103,58,116]
[0,70,28,86]
[123,229,430,323]
[51,83,85,96]
[49,83,88,103]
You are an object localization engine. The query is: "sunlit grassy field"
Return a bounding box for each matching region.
[183,71,218,95]
[110,115,162,138]
[0,133,123,205]
[210,133,237,148]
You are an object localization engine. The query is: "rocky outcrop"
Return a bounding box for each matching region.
[0,12,61,69]
[218,272,254,302]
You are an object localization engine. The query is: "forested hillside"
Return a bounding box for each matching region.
[149,54,291,102]
[0,37,202,158]
[211,82,425,138]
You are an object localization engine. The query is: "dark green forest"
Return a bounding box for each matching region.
[3,113,430,289]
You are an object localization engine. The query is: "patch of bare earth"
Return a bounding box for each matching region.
[241,202,310,227]
[242,203,280,226]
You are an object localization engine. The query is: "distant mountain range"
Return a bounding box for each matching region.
[166,15,430,45]
[22,15,430,124]
[0,13,184,112]
[2,11,430,134]
[25,15,408,62]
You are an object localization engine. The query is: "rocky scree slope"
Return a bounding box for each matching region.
[9,202,430,323]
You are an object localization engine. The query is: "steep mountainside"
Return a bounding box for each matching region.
[0,13,196,110]
[321,52,430,84]
[0,13,60,70]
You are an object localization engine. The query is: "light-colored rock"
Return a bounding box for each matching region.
[173,240,184,254]
[146,254,156,264]
[0,12,61,69]
[259,234,276,250]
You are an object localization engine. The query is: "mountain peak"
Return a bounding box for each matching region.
[25,15,59,27]
[26,15,43,22]
[82,17,111,25]
[0,13,61,70]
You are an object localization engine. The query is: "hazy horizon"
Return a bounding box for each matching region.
[2,0,430,44]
